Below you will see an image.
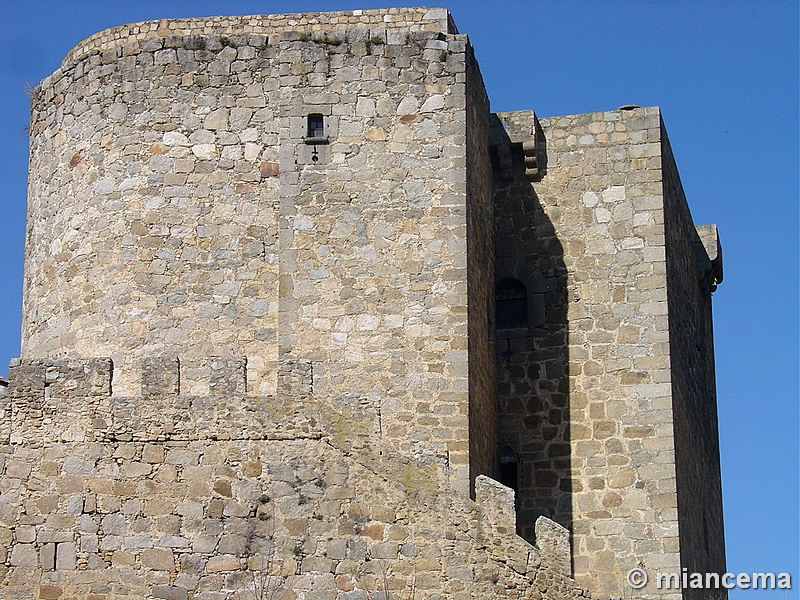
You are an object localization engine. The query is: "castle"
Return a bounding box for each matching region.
[0,7,725,599]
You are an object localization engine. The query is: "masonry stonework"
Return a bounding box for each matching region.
[491,108,725,597]
[5,7,725,600]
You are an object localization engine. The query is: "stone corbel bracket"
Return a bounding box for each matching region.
[695,224,723,294]
[489,110,542,182]
[522,135,539,180]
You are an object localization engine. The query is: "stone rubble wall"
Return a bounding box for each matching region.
[23,15,493,493]
[24,28,284,397]
[492,107,686,598]
[270,25,484,494]
[0,358,587,600]
[15,8,727,600]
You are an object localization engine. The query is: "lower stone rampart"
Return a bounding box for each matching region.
[0,358,588,600]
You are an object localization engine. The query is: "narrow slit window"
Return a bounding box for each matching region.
[495,278,528,330]
[307,113,325,138]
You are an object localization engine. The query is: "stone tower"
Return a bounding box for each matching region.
[21,6,493,498]
[490,109,725,596]
[2,7,725,600]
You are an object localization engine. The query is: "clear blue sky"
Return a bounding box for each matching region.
[0,1,797,597]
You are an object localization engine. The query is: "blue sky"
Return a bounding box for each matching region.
[0,1,797,596]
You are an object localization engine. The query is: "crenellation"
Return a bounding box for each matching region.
[2,357,328,446]
[277,357,313,396]
[7,359,112,400]
[208,356,247,395]
[141,357,180,397]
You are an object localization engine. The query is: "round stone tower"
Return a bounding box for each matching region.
[20,9,496,493]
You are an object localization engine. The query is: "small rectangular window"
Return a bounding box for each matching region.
[307,114,324,138]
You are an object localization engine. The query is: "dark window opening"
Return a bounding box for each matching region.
[498,445,519,493]
[496,278,528,330]
[307,113,325,138]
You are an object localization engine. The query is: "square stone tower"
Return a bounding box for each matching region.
[491,109,725,597]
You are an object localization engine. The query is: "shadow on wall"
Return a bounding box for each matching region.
[490,114,572,546]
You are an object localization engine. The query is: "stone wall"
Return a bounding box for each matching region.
[24,26,283,397]
[15,8,726,600]
[0,358,587,600]
[491,109,571,541]
[271,24,480,494]
[463,44,496,495]
[660,129,726,600]
[60,8,456,69]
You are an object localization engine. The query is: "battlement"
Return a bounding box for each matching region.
[0,357,583,599]
[1,357,347,446]
[7,356,311,397]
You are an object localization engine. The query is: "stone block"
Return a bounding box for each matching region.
[110,550,135,567]
[152,586,189,600]
[9,543,37,567]
[40,543,56,570]
[38,585,63,599]
[326,539,347,560]
[15,525,36,543]
[55,542,76,570]
[206,554,241,573]
[142,548,175,571]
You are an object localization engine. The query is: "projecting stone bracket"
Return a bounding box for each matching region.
[695,224,723,295]
[522,138,539,180]
[489,110,543,182]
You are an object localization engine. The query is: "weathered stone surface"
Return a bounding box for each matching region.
[152,585,189,600]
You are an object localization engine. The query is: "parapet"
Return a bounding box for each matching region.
[475,475,586,597]
[0,357,340,446]
[0,360,588,600]
[52,7,455,81]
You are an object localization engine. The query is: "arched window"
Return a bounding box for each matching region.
[495,278,528,330]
